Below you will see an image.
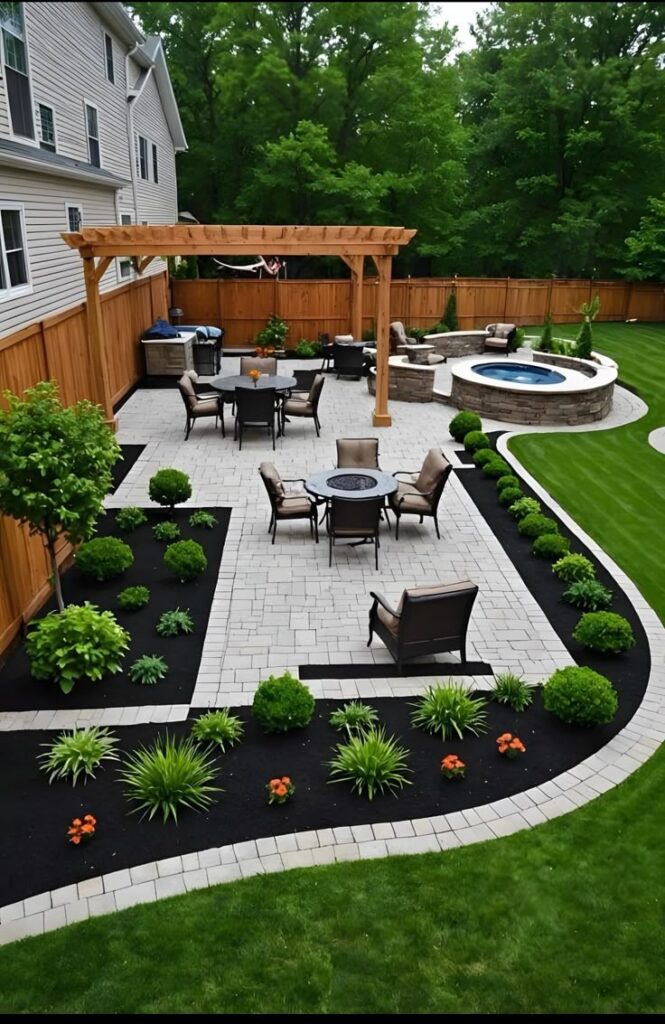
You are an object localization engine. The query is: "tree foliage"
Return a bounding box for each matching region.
[129,1,665,279]
[0,382,120,610]
[622,194,665,280]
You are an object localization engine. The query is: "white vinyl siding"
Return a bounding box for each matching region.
[132,71,177,224]
[0,202,30,298]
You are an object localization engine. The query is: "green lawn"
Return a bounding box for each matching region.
[0,323,663,1014]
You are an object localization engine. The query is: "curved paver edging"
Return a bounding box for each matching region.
[647,426,665,455]
[1,438,663,947]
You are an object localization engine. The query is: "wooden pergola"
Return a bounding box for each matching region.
[62,224,417,427]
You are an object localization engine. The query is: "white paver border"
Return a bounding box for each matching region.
[0,436,663,946]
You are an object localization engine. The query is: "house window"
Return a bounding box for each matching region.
[85,102,100,167]
[135,133,148,180]
[104,32,114,83]
[118,213,132,279]
[0,205,30,297]
[66,203,82,232]
[37,102,55,151]
[1,2,34,139]
[152,143,158,183]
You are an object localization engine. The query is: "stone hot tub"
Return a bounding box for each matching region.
[450,352,617,425]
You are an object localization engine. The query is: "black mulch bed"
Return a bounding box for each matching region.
[110,445,145,494]
[455,442,650,713]
[300,661,492,680]
[0,507,230,711]
[0,691,636,906]
[453,448,476,465]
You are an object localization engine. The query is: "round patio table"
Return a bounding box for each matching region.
[305,468,397,501]
[209,374,297,394]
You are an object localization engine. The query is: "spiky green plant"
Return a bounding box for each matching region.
[39,726,119,785]
[491,673,535,712]
[128,654,168,685]
[562,579,614,611]
[119,733,221,822]
[156,608,194,637]
[410,683,488,740]
[191,709,244,752]
[327,727,411,800]
[329,701,379,736]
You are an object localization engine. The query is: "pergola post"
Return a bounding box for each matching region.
[371,254,392,427]
[342,255,364,340]
[82,255,114,425]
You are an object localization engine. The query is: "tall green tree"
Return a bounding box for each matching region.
[457,2,665,277]
[622,194,665,280]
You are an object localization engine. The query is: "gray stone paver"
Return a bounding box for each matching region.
[0,358,663,945]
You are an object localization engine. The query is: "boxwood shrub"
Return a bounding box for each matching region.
[75,537,134,581]
[117,585,150,612]
[509,496,542,520]
[149,468,192,511]
[482,457,512,479]
[163,539,208,582]
[449,410,482,443]
[532,533,571,560]
[518,513,559,538]
[542,666,618,726]
[572,611,635,654]
[473,448,497,468]
[498,485,523,508]
[463,430,490,453]
[496,475,520,493]
[115,507,147,533]
[252,671,315,733]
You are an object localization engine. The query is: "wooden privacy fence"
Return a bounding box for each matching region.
[0,271,168,655]
[171,275,665,347]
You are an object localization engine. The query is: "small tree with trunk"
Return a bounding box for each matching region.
[0,381,120,611]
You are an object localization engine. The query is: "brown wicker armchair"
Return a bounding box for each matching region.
[281,374,325,436]
[259,463,319,544]
[240,356,278,375]
[336,437,380,469]
[386,448,452,539]
[177,373,221,440]
[328,496,383,570]
[367,581,479,671]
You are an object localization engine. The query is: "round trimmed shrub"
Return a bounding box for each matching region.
[572,611,635,654]
[473,448,497,468]
[115,507,147,533]
[552,553,596,583]
[163,540,207,582]
[496,475,520,493]
[149,468,192,510]
[482,457,512,479]
[518,513,559,538]
[153,521,181,543]
[26,602,129,694]
[509,496,542,520]
[463,430,490,454]
[75,537,134,581]
[118,585,150,612]
[498,486,523,508]
[252,672,315,733]
[449,410,482,443]
[532,533,571,560]
[543,666,618,726]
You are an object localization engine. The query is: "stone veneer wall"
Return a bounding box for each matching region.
[533,352,596,377]
[424,331,488,358]
[449,376,614,424]
[368,362,435,402]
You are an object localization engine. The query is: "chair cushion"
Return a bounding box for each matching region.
[415,448,448,494]
[406,580,475,600]
[283,398,313,416]
[337,438,379,469]
[377,603,400,637]
[427,353,445,365]
[259,462,285,499]
[334,334,354,344]
[278,496,313,517]
[484,337,509,349]
[491,322,516,339]
[391,485,431,514]
[191,398,219,417]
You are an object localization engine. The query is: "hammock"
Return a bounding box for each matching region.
[213,255,284,276]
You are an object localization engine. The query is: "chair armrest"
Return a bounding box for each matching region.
[282,477,307,484]
[392,470,417,480]
[369,591,400,617]
[281,493,313,505]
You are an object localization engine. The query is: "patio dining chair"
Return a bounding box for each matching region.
[328,495,384,571]
[259,462,319,544]
[281,374,325,436]
[234,385,278,450]
[385,448,452,539]
[333,343,365,380]
[240,356,278,375]
[336,437,380,470]
[367,580,479,672]
[177,373,221,440]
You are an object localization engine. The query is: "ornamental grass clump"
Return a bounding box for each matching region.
[156,608,194,637]
[191,709,244,752]
[75,537,134,581]
[543,666,618,726]
[463,430,490,453]
[149,468,192,511]
[26,603,129,694]
[509,496,542,520]
[449,410,482,443]
[252,672,315,733]
[518,513,559,538]
[120,733,220,823]
[329,700,379,736]
[552,553,596,583]
[128,654,168,686]
[163,539,207,582]
[490,672,535,712]
[410,683,488,740]
[532,533,571,561]
[39,726,119,785]
[572,612,635,654]
[117,585,151,612]
[115,507,147,533]
[563,579,614,611]
[328,727,411,800]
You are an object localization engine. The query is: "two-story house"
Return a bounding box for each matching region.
[0,0,186,339]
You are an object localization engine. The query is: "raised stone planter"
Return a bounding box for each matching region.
[368,356,436,403]
[424,330,489,359]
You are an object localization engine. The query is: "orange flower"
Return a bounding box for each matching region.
[269,778,281,788]
[70,835,81,845]
[275,784,288,797]
[72,818,82,827]
[83,815,96,825]
[281,776,291,785]
[81,824,94,834]
[497,733,512,744]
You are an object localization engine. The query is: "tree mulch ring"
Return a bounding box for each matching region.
[0,507,230,711]
[0,689,644,907]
